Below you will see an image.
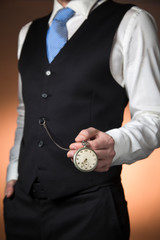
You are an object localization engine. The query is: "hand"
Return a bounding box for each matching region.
[67,127,115,172]
[5,180,17,198]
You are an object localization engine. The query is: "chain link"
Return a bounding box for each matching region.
[40,119,70,151]
[39,119,88,152]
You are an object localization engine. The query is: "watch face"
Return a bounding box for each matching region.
[73,147,98,172]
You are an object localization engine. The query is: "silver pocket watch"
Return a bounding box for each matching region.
[73,141,98,172]
[40,119,98,172]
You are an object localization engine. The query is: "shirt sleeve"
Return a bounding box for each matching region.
[6,22,32,182]
[108,7,160,165]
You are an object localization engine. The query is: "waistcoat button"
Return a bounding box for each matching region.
[41,93,48,99]
[39,118,45,125]
[45,70,51,76]
[38,140,44,148]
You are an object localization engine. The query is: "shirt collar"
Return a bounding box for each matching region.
[48,0,106,25]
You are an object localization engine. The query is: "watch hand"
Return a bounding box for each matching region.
[83,158,88,163]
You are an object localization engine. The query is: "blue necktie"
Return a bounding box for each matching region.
[46,7,75,63]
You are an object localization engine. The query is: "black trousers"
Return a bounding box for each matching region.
[3,181,130,240]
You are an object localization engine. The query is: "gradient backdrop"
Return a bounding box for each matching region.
[0,0,160,239]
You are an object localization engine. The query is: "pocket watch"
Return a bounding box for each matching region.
[40,119,98,172]
[73,141,98,172]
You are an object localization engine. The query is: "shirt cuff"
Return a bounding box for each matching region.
[6,161,19,182]
[106,128,135,166]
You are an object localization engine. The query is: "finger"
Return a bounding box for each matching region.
[70,141,112,154]
[67,150,77,159]
[5,186,14,198]
[69,142,84,150]
[95,159,111,169]
[71,136,108,150]
[75,127,98,142]
[95,149,115,160]
[5,180,16,198]
[94,149,108,159]
[94,167,110,173]
[88,139,106,150]
[69,144,109,160]
[95,160,111,172]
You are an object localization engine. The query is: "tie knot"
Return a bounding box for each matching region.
[54,7,75,23]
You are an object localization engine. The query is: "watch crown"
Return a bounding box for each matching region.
[82,141,89,148]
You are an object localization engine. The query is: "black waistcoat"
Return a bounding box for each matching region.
[18,1,133,199]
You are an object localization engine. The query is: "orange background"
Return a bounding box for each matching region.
[0,0,160,239]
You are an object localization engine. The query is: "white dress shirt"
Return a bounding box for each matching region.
[7,0,160,182]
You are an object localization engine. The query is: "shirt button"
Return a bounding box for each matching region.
[41,93,48,99]
[38,140,44,148]
[45,70,51,76]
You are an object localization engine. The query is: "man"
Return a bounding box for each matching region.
[4,0,160,239]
